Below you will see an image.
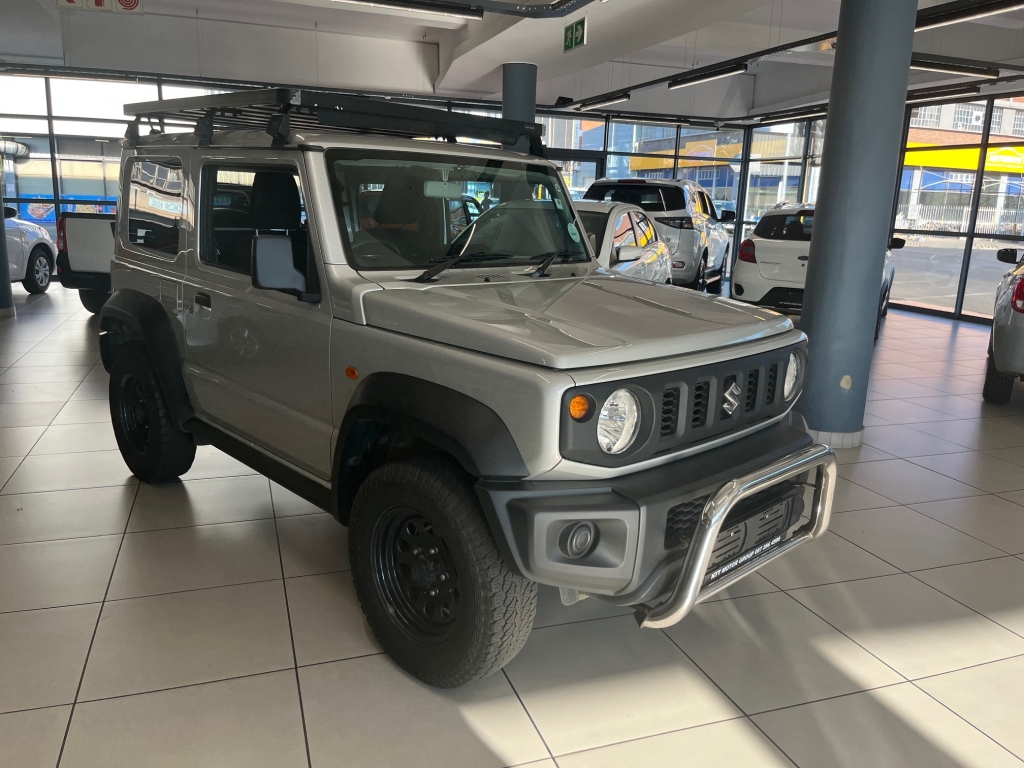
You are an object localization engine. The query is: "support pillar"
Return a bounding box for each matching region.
[799,0,918,447]
[502,63,537,152]
[0,148,17,319]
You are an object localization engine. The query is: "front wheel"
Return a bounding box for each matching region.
[22,248,51,294]
[109,345,196,482]
[687,253,708,292]
[983,354,1015,404]
[349,456,537,688]
[79,289,109,314]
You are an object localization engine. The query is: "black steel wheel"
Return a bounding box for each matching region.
[109,345,196,482]
[373,508,461,640]
[350,456,536,688]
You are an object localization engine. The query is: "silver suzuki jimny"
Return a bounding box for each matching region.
[100,90,836,688]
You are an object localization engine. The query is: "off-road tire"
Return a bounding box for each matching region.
[22,247,51,294]
[109,345,196,482]
[983,354,1015,404]
[349,456,537,688]
[79,289,108,314]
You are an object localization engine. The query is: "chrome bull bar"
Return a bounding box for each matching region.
[638,443,837,629]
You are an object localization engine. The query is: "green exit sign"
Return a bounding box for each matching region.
[563,17,586,53]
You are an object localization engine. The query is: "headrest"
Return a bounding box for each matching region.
[250,172,301,231]
[373,177,422,226]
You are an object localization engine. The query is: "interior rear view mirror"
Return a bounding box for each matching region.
[997,248,1020,264]
[719,210,736,222]
[252,235,319,302]
[888,237,905,250]
[617,245,643,262]
[3,206,16,219]
[423,181,465,199]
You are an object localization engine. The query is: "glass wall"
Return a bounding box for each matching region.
[892,93,1024,319]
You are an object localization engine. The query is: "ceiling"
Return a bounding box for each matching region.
[0,0,1022,119]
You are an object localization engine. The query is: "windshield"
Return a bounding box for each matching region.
[576,210,610,249]
[326,149,590,271]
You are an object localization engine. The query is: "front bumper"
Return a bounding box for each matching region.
[476,419,836,626]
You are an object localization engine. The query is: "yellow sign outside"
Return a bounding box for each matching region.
[904,143,1024,174]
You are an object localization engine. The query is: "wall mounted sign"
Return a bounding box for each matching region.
[563,17,586,53]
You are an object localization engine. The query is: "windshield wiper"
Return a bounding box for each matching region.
[412,222,482,283]
[529,250,578,278]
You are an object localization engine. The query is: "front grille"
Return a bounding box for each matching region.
[766,363,779,405]
[661,387,680,436]
[665,493,711,549]
[745,369,759,413]
[691,381,709,428]
[558,341,803,468]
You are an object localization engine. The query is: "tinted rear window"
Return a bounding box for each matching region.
[754,212,814,241]
[576,210,610,247]
[584,184,687,213]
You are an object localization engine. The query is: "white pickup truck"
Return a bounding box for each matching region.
[55,212,115,313]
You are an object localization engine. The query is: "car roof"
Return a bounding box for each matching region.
[590,178,690,188]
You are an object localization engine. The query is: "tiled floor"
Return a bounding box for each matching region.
[3,285,1024,767]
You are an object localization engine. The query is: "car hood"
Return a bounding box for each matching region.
[362,273,793,369]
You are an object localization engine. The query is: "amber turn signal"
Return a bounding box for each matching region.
[569,395,590,421]
[345,366,359,380]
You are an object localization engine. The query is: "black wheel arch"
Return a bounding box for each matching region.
[99,288,195,432]
[331,372,528,524]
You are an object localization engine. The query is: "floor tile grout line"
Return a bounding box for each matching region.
[54,481,141,768]
[659,629,802,767]
[908,679,1024,762]
[501,668,558,763]
[272,512,314,768]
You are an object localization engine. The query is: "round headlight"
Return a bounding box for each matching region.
[784,352,802,401]
[597,388,641,454]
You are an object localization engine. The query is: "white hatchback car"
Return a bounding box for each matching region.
[582,179,732,292]
[574,201,672,284]
[731,204,897,336]
[4,205,56,294]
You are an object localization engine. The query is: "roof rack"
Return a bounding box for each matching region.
[122,88,546,156]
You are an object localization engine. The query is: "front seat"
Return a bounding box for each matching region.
[249,171,307,274]
[371,176,429,262]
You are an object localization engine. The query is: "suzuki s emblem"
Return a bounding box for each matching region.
[722,381,742,417]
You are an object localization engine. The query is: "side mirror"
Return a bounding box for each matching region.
[617,245,643,262]
[252,235,319,302]
[4,206,17,219]
[888,237,905,250]
[998,248,1020,264]
[719,210,736,223]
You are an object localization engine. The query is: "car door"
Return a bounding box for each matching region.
[685,185,709,263]
[630,210,669,283]
[699,191,729,270]
[183,156,334,478]
[609,209,641,277]
[5,215,25,279]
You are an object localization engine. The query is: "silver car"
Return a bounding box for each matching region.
[4,205,56,294]
[984,246,1024,403]
[573,201,672,284]
[582,179,733,292]
[100,88,837,690]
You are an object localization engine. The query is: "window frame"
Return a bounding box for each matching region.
[122,155,186,262]
[197,160,306,278]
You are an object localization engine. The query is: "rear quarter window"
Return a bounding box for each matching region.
[754,212,814,241]
[126,159,184,256]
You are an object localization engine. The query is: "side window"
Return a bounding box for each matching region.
[201,165,306,277]
[689,188,706,215]
[631,212,655,247]
[612,213,636,249]
[701,191,718,220]
[127,159,183,256]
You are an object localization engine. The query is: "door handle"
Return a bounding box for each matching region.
[194,293,211,308]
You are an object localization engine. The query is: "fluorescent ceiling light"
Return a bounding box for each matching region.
[910,61,1000,79]
[906,85,982,104]
[759,111,827,125]
[330,0,484,20]
[667,63,749,91]
[578,94,630,111]
[916,1,1024,30]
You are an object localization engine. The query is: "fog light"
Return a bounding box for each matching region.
[734,283,744,296]
[564,521,596,559]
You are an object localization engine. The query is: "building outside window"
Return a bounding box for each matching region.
[952,102,986,133]
[909,105,941,129]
